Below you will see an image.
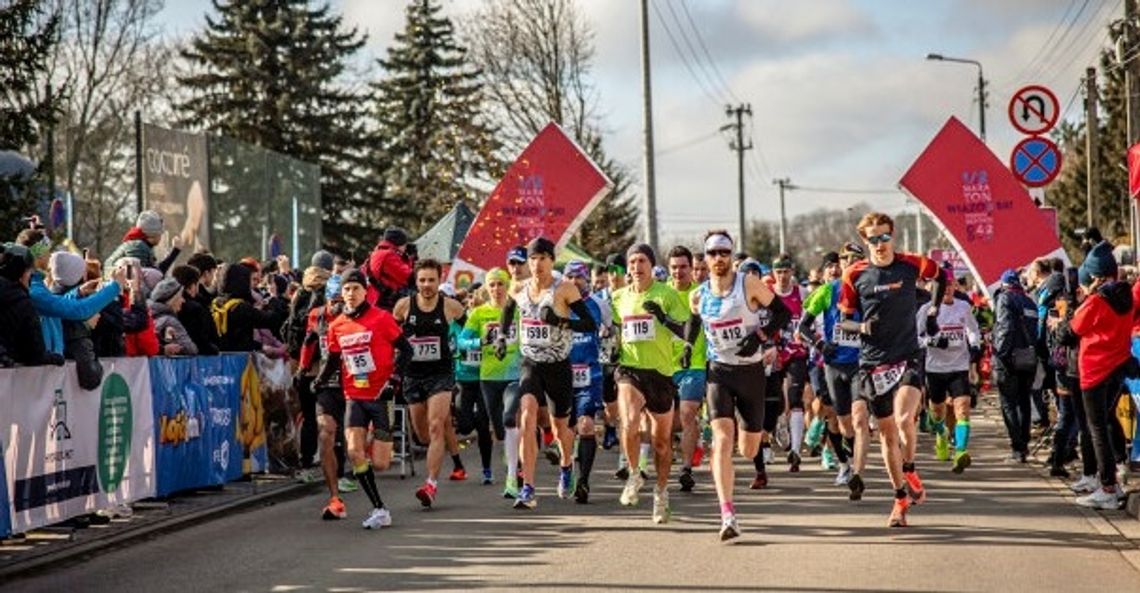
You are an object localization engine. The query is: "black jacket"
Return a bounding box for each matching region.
[214,265,288,352]
[91,296,150,358]
[0,276,59,366]
[179,297,219,355]
[62,317,102,390]
[283,286,322,360]
[993,286,1039,363]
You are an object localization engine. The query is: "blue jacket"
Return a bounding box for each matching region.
[29,270,122,354]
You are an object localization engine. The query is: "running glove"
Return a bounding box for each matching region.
[736,332,763,357]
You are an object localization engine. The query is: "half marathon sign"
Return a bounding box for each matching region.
[141,123,210,261]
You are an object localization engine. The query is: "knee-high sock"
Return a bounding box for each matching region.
[354,463,384,509]
[827,428,849,463]
[477,423,493,471]
[754,445,767,471]
[790,409,805,452]
[577,436,597,482]
[505,427,520,478]
[955,419,970,452]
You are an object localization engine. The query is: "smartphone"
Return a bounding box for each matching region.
[82,248,89,260]
[1065,267,1079,296]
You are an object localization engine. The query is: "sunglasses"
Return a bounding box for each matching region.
[865,233,892,246]
[705,249,733,258]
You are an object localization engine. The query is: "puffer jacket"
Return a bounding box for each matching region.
[0,276,59,366]
[105,227,156,270]
[992,285,1038,365]
[151,301,198,355]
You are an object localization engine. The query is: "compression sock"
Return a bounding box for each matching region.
[955,419,970,451]
[931,418,946,436]
[505,427,521,478]
[827,428,849,463]
[577,435,597,482]
[354,462,384,509]
[754,448,766,472]
[790,409,805,452]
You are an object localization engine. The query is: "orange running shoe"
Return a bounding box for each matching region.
[888,497,909,528]
[904,470,927,505]
[449,467,468,481]
[322,496,347,520]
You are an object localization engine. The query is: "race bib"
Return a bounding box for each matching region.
[708,318,745,352]
[410,336,442,361]
[521,318,552,347]
[486,322,517,344]
[622,314,656,343]
[463,348,482,366]
[942,325,966,345]
[572,364,591,388]
[870,361,907,396]
[833,327,860,348]
[339,332,376,375]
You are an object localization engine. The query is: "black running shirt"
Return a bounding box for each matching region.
[838,253,939,367]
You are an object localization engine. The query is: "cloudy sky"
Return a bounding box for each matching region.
[159,0,1121,243]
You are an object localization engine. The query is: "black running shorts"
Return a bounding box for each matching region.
[706,362,766,433]
[519,358,574,420]
[925,370,970,405]
[614,366,677,415]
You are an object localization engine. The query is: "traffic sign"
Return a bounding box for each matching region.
[1010,136,1062,187]
[1008,85,1060,135]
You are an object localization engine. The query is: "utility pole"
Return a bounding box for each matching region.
[725,104,752,247]
[773,178,793,255]
[1086,67,1098,229]
[639,0,658,249]
[1126,0,1140,256]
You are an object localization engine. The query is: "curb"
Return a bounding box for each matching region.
[0,481,319,582]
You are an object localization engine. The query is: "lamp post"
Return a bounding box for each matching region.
[927,53,987,143]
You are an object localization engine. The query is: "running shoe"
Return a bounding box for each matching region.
[905,470,927,505]
[788,451,801,473]
[503,476,519,499]
[619,471,644,506]
[952,451,972,474]
[762,447,774,465]
[834,464,853,487]
[749,470,768,490]
[338,477,358,493]
[679,469,695,492]
[652,486,671,524]
[295,467,321,484]
[719,514,740,542]
[848,473,865,501]
[1076,486,1120,510]
[804,418,826,450]
[1050,466,1071,478]
[1069,474,1098,494]
[821,447,837,470]
[544,445,561,466]
[449,467,468,481]
[362,507,392,529]
[602,426,618,450]
[574,479,590,504]
[415,481,437,508]
[514,484,537,510]
[322,496,347,520]
[482,468,493,485]
[934,432,950,462]
[888,497,909,527]
[557,467,573,499]
[614,466,630,481]
[1118,462,1132,486]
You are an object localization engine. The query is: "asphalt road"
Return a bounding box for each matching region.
[9,399,1140,593]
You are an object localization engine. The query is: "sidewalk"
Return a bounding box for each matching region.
[0,474,317,580]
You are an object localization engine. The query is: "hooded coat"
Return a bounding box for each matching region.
[1071,280,1135,390]
[213,264,288,352]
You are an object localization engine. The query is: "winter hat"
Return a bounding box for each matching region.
[1000,269,1021,287]
[49,251,86,289]
[311,250,335,271]
[0,243,34,281]
[137,210,164,239]
[302,266,331,290]
[383,227,409,247]
[149,277,182,304]
[526,236,556,259]
[340,268,367,288]
[140,267,165,297]
[625,243,657,267]
[1078,240,1118,286]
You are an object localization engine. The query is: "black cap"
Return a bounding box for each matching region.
[821,251,840,266]
[526,237,556,259]
[0,243,34,281]
[340,268,367,288]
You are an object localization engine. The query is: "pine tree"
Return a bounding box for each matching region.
[0,0,62,240]
[177,0,378,252]
[373,0,503,236]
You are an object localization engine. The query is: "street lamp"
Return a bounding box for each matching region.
[927,53,987,143]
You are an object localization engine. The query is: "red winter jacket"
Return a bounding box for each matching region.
[125,307,160,357]
[1071,281,1134,389]
[365,241,412,308]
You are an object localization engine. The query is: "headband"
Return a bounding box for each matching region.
[704,234,733,253]
[485,267,510,283]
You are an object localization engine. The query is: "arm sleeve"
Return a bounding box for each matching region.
[498,298,518,332]
[157,247,181,274]
[797,311,818,344]
[760,294,792,337]
[916,303,931,338]
[567,298,598,333]
[684,312,703,346]
[392,334,414,376]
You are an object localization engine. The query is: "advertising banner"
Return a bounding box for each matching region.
[4,359,155,534]
[899,117,1067,296]
[141,123,210,259]
[448,123,612,286]
[237,356,268,473]
[254,354,303,472]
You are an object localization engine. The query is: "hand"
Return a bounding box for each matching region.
[761,346,778,367]
[679,343,692,369]
[276,255,291,274]
[735,332,763,357]
[171,234,184,250]
[861,316,877,336]
[85,313,101,329]
[934,336,950,349]
[539,304,563,328]
[163,343,183,355]
[77,279,100,297]
[493,336,508,360]
[820,341,838,359]
[925,314,940,337]
[380,375,402,400]
[111,266,128,290]
[642,300,665,322]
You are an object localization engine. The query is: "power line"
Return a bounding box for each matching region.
[657,130,720,156]
[1011,0,1081,84]
[791,185,902,195]
[1040,0,1119,86]
[649,0,724,107]
[1025,0,1095,83]
[660,0,729,104]
[675,0,741,103]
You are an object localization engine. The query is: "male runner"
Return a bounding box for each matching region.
[693,253,710,284]
[668,246,707,492]
[393,259,467,509]
[611,244,690,523]
[563,261,604,503]
[685,231,788,540]
[799,246,865,495]
[838,212,943,527]
[917,269,981,473]
[316,269,412,529]
[769,255,810,471]
[601,254,627,454]
[495,237,597,509]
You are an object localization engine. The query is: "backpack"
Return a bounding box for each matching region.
[212,298,243,337]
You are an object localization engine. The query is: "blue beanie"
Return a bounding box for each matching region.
[1078,240,1117,286]
[1000,269,1021,287]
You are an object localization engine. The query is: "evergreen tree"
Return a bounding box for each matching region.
[177,0,378,252]
[373,0,503,236]
[0,0,62,241]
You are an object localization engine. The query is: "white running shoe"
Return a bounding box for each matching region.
[834,464,853,486]
[652,487,671,524]
[1076,487,1121,511]
[619,471,644,506]
[362,507,392,529]
[719,514,740,542]
[762,447,774,464]
[1069,474,1098,494]
[1117,463,1131,486]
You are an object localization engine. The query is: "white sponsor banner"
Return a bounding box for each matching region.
[3,358,156,533]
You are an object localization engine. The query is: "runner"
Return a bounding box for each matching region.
[314,268,412,529]
[392,259,467,509]
[768,255,810,472]
[838,212,944,527]
[494,237,597,509]
[563,260,604,503]
[688,231,790,540]
[917,267,981,474]
[611,243,690,524]
[601,254,627,455]
[453,287,493,484]
[798,242,868,499]
[667,246,707,493]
